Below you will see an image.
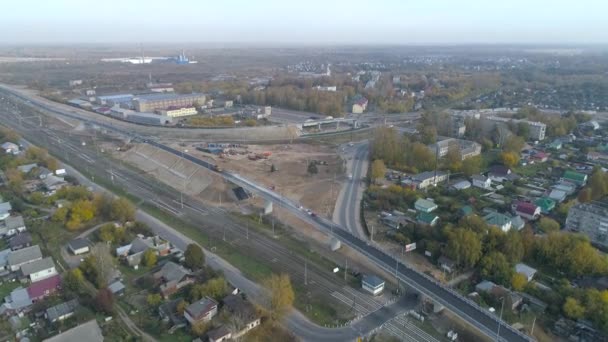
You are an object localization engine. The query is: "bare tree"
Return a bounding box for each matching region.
[91,243,115,287]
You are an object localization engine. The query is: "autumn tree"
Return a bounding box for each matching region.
[479,252,513,285]
[501,230,524,263]
[445,229,482,269]
[370,159,387,183]
[63,268,85,293]
[95,288,114,315]
[578,188,592,203]
[563,297,585,320]
[538,217,560,233]
[190,278,228,301]
[184,244,205,270]
[176,300,188,315]
[266,273,295,320]
[146,293,162,307]
[109,197,135,222]
[79,256,101,287]
[444,144,462,172]
[461,155,482,176]
[142,249,157,267]
[503,135,525,153]
[500,151,519,168]
[511,273,528,291]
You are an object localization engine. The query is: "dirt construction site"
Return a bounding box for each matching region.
[112,141,345,215]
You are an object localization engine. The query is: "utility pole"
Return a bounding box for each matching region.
[371,225,374,242]
[223,225,226,241]
[395,259,400,294]
[246,222,249,240]
[304,258,308,286]
[531,316,536,336]
[497,297,505,341]
[344,259,348,281]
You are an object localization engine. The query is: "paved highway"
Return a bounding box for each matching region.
[0,87,533,342]
[334,142,369,238]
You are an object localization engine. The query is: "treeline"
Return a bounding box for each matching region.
[242,86,346,116]
[370,127,436,173]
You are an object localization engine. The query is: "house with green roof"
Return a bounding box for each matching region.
[535,197,556,214]
[561,170,587,186]
[548,140,562,150]
[417,212,439,226]
[483,211,512,232]
[414,198,438,213]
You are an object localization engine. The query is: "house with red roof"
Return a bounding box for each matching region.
[27,274,61,302]
[530,151,549,163]
[513,202,541,221]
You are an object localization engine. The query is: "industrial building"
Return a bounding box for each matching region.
[95,94,134,106]
[158,107,198,118]
[133,93,206,112]
[566,203,608,248]
[481,116,546,141]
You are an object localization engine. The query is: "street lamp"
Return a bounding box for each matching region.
[180,149,188,209]
[497,296,505,341]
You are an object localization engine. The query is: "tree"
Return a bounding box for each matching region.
[98,223,116,243]
[91,244,114,288]
[176,300,188,315]
[500,152,519,168]
[63,268,85,293]
[142,249,157,267]
[265,273,295,320]
[589,169,608,200]
[480,252,513,285]
[371,159,387,183]
[578,188,592,203]
[445,144,462,172]
[462,156,482,176]
[52,207,69,223]
[538,217,560,233]
[307,162,318,175]
[191,321,211,337]
[445,229,482,268]
[511,273,528,291]
[146,293,162,307]
[184,244,205,270]
[109,197,135,222]
[95,288,114,315]
[79,256,100,288]
[563,297,585,319]
[503,135,525,153]
[270,164,277,173]
[501,230,524,263]
[190,278,229,301]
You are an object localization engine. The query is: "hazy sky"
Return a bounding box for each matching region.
[1,0,606,44]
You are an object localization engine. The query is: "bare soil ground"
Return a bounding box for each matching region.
[165,141,345,215]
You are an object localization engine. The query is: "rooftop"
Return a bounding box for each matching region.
[414,198,438,211]
[362,274,385,287]
[515,263,537,278]
[186,297,218,320]
[67,238,89,251]
[20,257,56,276]
[27,274,61,299]
[42,320,103,342]
[8,245,42,267]
[483,211,512,227]
[134,92,204,102]
[46,299,78,322]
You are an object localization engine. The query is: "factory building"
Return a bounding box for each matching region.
[158,107,198,118]
[133,93,206,112]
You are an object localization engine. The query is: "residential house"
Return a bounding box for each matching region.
[535,197,556,214]
[553,182,577,195]
[1,215,26,236]
[428,138,482,161]
[488,165,519,183]
[451,180,471,190]
[380,215,409,229]
[0,202,12,221]
[549,140,563,150]
[587,151,608,163]
[42,320,104,342]
[362,274,385,296]
[475,280,523,311]
[184,297,218,325]
[9,233,32,251]
[221,294,261,338]
[471,174,491,189]
[159,298,188,331]
[561,170,587,187]
[417,212,439,226]
[459,205,474,217]
[27,274,61,302]
[511,216,525,231]
[0,248,10,272]
[407,171,448,189]
[530,151,549,163]
[46,299,79,323]
[548,189,567,203]
[1,142,20,155]
[17,163,38,174]
[67,238,90,255]
[514,202,541,221]
[351,96,368,114]
[438,256,456,274]
[108,280,125,296]
[0,287,32,315]
[515,263,537,282]
[43,175,68,191]
[153,261,195,299]
[483,211,512,232]
[8,245,43,272]
[414,198,438,213]
[207,326,232,342]
[37,167,54,180]
[117,235,171,266]
[20,257,58,283]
